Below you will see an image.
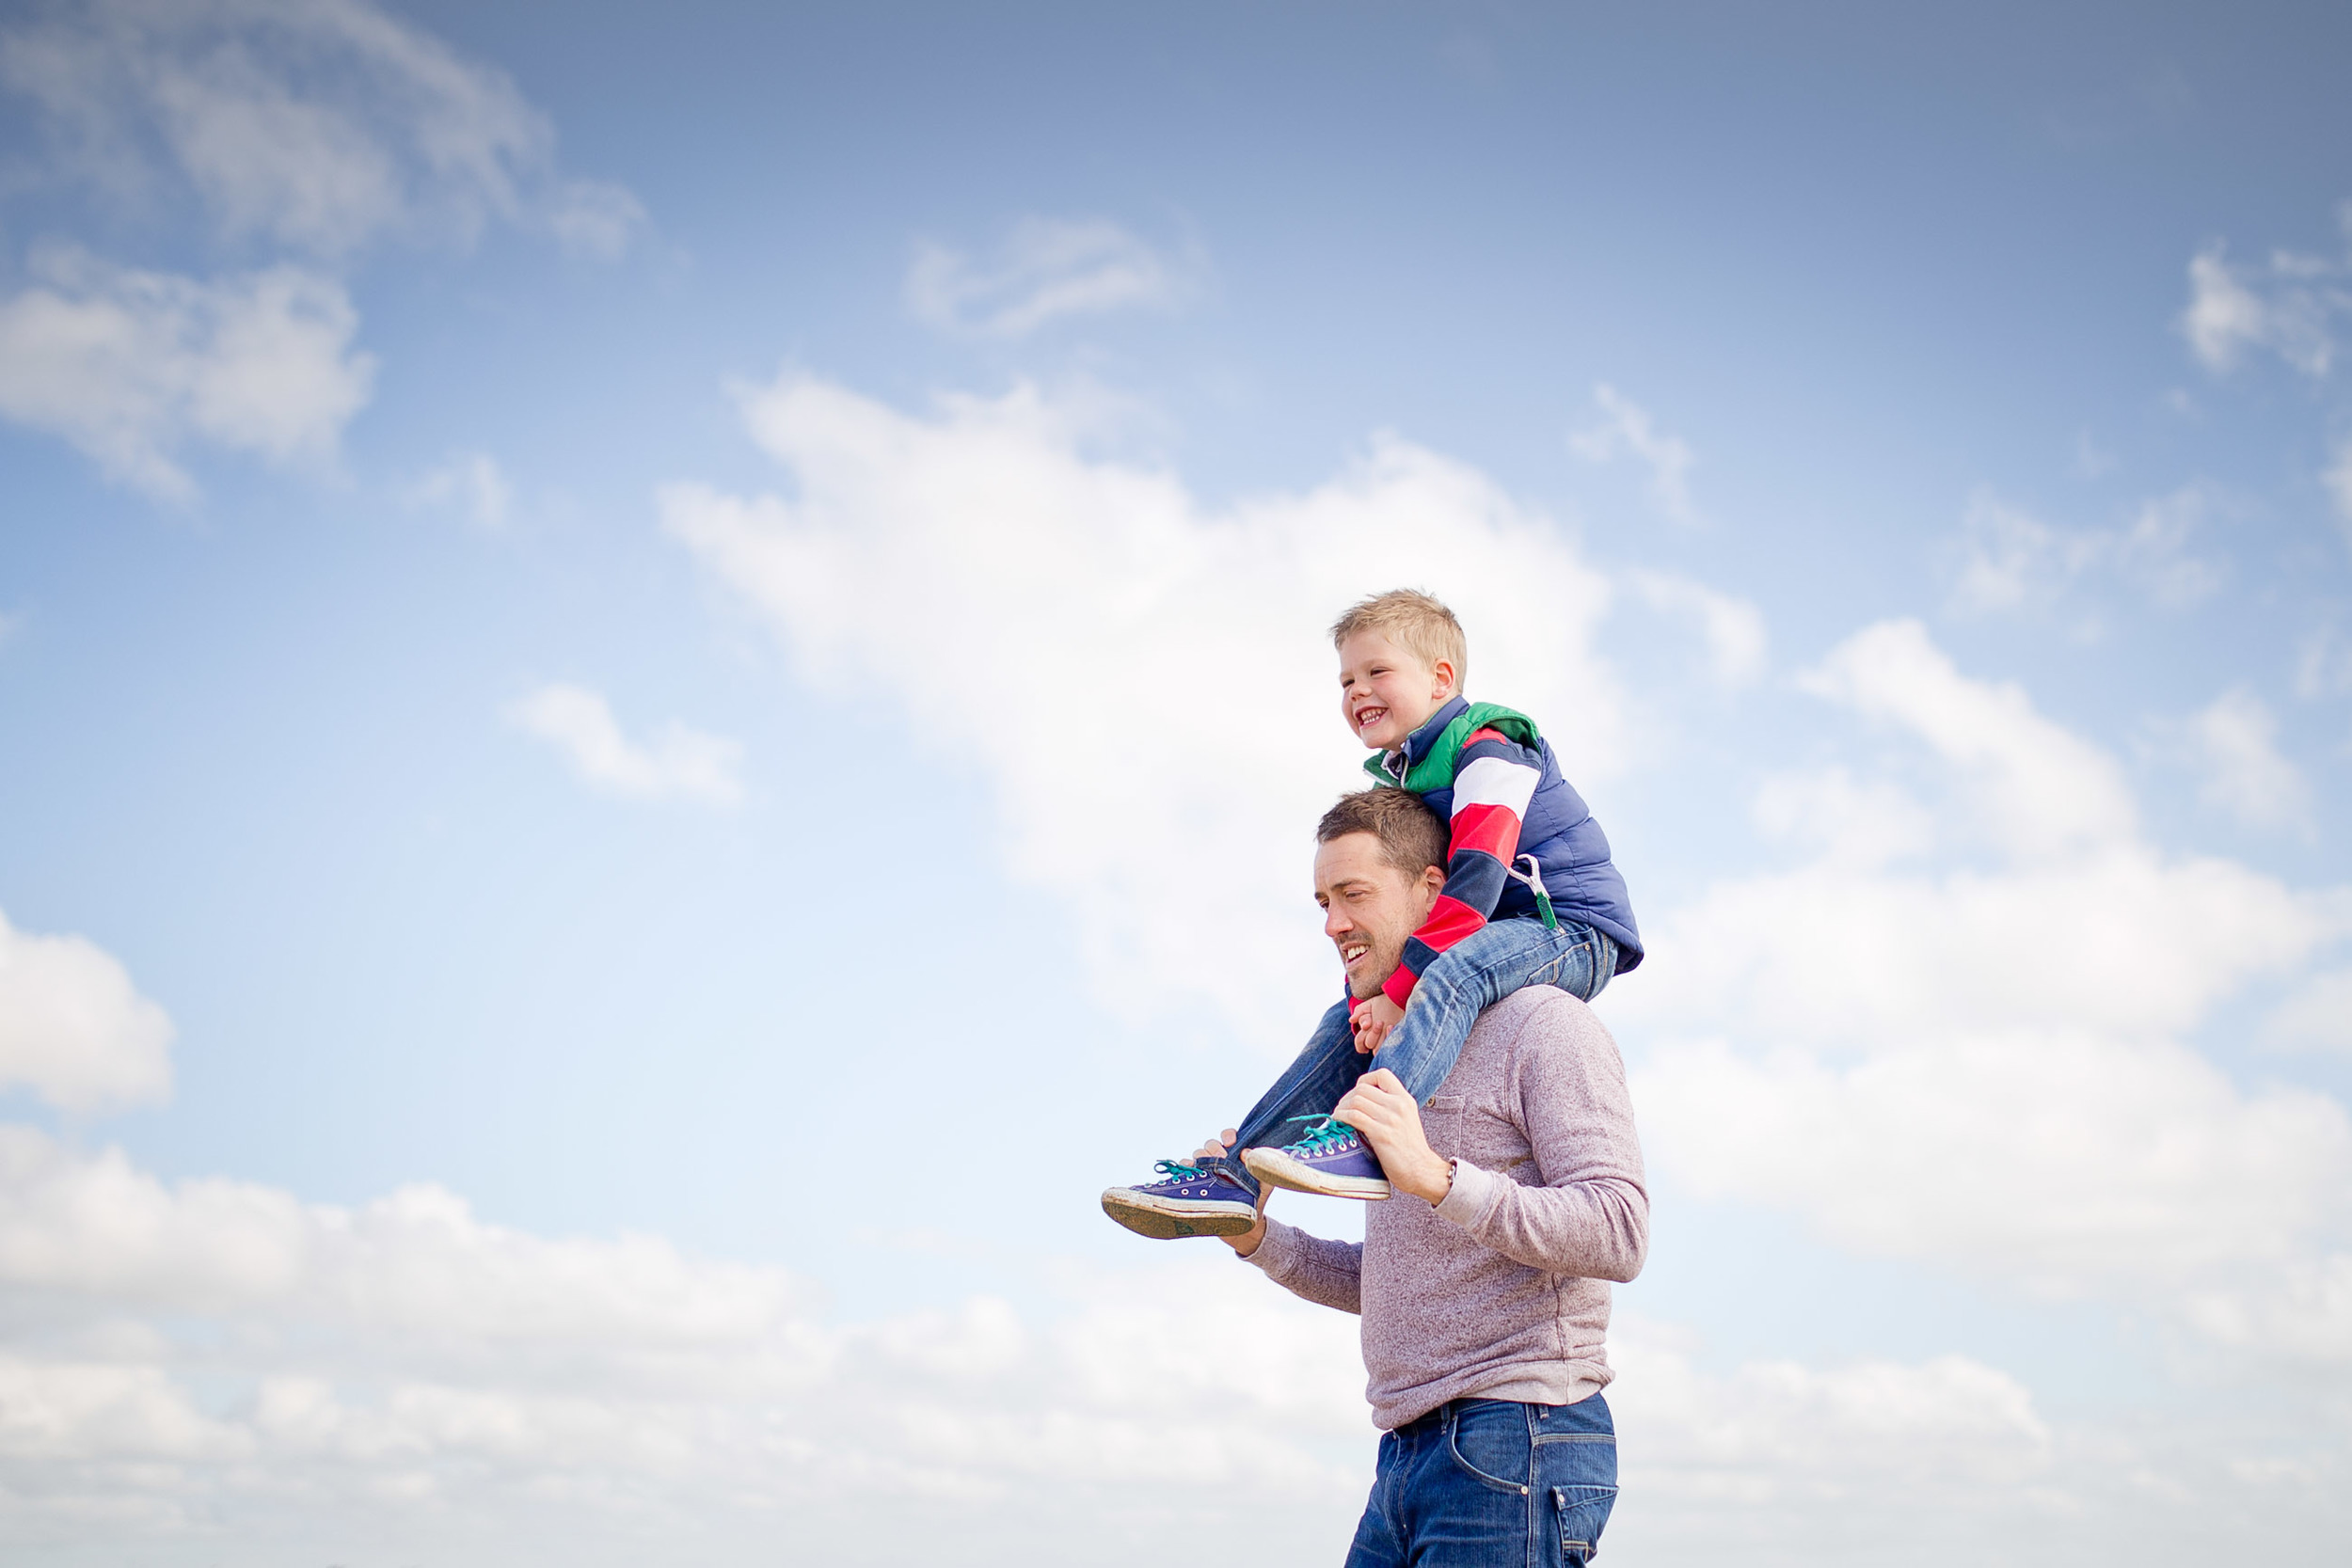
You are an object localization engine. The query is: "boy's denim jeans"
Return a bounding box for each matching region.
[1217,917,1615,1193]
[1346,1396,1618,1568]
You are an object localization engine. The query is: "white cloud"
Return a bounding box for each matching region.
[2179,242,2343,378]
[506,683,744,807]
[2071,429,2117,479]
[2266,968,2352,1054]
[1947,492,2099,615]
[2115,486,2226,606]
[906,217,1199,338]
[0,908,172,1116]
[1613,621,2352,1327]
[1624,844,2324,1052]
[1946,487,2220,619]
[0,0,644,258]
[0,245,373,500]
[661,372,1629,1047]
[1640,1033,2352,1294]
[0,1123,1375,1558]
[1569,383,1700,524]
[2296,624,2352,699]
[0,0,638,498]
[2185,1254,2352,1370]
[1750,767,1936,870]
[0,1121,2336,1561]
[2154,687,2312,832]
[410,451,512,529]
[1612,1318,2052,1500]
[2326,434,2352,551]
[1629,570,1767,687]
[1801,619,2137,857]
[1611,1317,2348,1562]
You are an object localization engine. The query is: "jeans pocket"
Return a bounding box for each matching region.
[1444,1402,1531,1496]
[1549,1484,1617,1565]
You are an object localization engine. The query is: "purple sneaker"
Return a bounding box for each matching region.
[1242,1117,1391,1200]
[1100,1161,1262,1240]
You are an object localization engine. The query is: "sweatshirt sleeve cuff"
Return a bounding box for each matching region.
[1434,1158,1502,1229]
[1380,965,1419,1009]
[1239,1218,1300,1275]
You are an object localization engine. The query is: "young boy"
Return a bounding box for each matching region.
[1101,589,1644,1238]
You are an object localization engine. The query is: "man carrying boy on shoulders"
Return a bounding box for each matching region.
[1195,786,1649,1567]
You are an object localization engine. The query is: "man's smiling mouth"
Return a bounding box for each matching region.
[1341,942,1370,965]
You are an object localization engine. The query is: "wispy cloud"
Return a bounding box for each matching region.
[0,906,173,1114]
[409,451,512,530]
[1945,486,2223,620]
[1569,384,1700,525]
[1628,569,1767,687]
[2179,238,2347,378]
[2296,623,2352,700]
[0,0,644,258]
[2326,432,2352,553]
[905,217,1200,338]
[0,245,373,501]
[2265,968,2352,1054]
[0,0,638,500]
[506,683,744,807]
[2153,687,2313,832]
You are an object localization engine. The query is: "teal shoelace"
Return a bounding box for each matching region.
[1151,1159,1210,1182]
[1281,1115,1360,1154]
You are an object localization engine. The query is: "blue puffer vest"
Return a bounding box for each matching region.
[1368,695,1644,971]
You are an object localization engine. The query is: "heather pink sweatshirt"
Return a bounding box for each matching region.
[1243,989,1649,1430]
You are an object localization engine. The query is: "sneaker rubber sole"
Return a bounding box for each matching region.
[1241,1146,1392,1201]
[1099,1187,1261,1240]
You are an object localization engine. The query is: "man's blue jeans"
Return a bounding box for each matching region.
[1346,1396,1618,1567]
[1217,918,1616,1194]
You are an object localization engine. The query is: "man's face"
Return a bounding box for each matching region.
[1314,832,1444,998]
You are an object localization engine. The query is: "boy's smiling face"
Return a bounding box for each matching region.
[1336,629,1457,752]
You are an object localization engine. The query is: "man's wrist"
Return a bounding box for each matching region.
[1397,1152,1454,1205]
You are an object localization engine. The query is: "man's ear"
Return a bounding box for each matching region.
[1422,864,1447,895]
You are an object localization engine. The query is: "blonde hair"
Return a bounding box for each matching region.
[1328,589,1468,689]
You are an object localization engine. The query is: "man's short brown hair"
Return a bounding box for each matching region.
[1329,589,1469,689]
[1317,786,1450,879]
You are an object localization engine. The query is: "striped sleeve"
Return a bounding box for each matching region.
[1377,729,1543,1009]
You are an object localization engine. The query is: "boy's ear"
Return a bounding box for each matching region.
[1431,658,1457,697]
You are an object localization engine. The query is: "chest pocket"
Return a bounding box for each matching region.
[1422,1096,1466,1159]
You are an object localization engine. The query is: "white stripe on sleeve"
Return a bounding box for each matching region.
[1451,753,1539,818]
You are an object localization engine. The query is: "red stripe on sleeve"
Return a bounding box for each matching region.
[1448,800,1522,863]
[1379,895,1490,1008]
[1416,892,1487,950]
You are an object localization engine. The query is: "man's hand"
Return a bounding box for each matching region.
[1334,1069,1454,1205]
[1351,994,1406,1054]
[1194,1128,1269,1257]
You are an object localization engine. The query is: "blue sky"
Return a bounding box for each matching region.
[3,2,2350,1562]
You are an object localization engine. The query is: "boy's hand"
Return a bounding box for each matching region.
[1334,1069,1453,1205]
[1191,1129,1241,1164]
[1352,994,1406,1054]
[1192,1128,1269,1257]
